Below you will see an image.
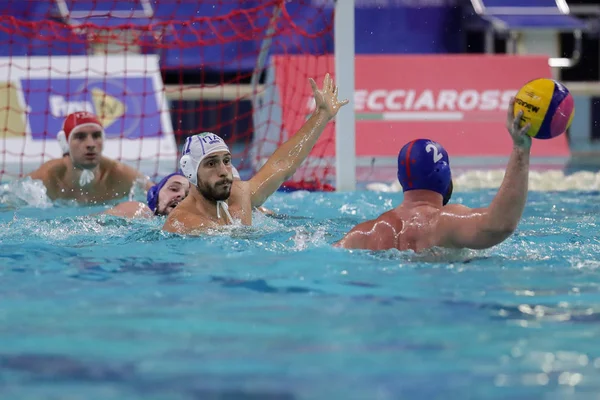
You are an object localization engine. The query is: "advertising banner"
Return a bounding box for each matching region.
[0,55,177,178]
[272,54,568,164]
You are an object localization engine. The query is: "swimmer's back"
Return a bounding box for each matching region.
[336,201,517,252]
[334,205,442,252]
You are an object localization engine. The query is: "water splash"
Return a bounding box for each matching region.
[128,176,151,202]
[0,177,53,208]
[291,224,328,251]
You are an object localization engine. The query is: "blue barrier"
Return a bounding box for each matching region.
[2,1,465,72]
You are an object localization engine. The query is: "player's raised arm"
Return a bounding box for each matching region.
[436,99,532,249]
[247,74,349,207]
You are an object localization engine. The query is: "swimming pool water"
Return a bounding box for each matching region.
[1,186,600,400]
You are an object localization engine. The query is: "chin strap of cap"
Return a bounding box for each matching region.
[216,201,233,224]
[79,169,95,187]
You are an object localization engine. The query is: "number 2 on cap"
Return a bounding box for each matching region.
[426,144,443,163]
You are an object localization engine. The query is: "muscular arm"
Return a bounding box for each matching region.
[249,111,330,207]
[440,147,530,249]
[437,102,531,250]
[248,74,348,207]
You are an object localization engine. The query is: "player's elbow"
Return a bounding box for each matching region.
[474,226,517,249]
[479,215,519,245]
[502,221,519,236]
[493,218,519,238]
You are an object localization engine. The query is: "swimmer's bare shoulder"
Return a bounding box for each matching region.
[28,158,67,199]
[334,209,403,250]
[102,157,152,192]
[162,200,214,235]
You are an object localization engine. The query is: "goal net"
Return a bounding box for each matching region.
[0,0,337,189]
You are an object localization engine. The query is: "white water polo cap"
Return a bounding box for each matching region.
[180,133,231,186]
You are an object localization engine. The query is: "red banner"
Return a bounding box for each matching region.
[273,55,569,160]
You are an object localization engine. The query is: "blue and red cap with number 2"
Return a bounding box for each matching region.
[397,139,452,203]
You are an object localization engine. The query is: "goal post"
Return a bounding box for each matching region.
[334,0,356,191]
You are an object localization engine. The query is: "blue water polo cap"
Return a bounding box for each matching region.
[397,139,452,199]
[147,172,185,214]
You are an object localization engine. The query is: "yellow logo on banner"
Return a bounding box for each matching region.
[0,82,26,138]
[91,88,126,128]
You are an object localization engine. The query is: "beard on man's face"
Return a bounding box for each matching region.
[197,177,233,202]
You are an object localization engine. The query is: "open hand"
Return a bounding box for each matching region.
[309,73,349,119]
[506,97,532,150]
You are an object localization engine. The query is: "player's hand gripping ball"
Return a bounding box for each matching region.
[513,78,574,139]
